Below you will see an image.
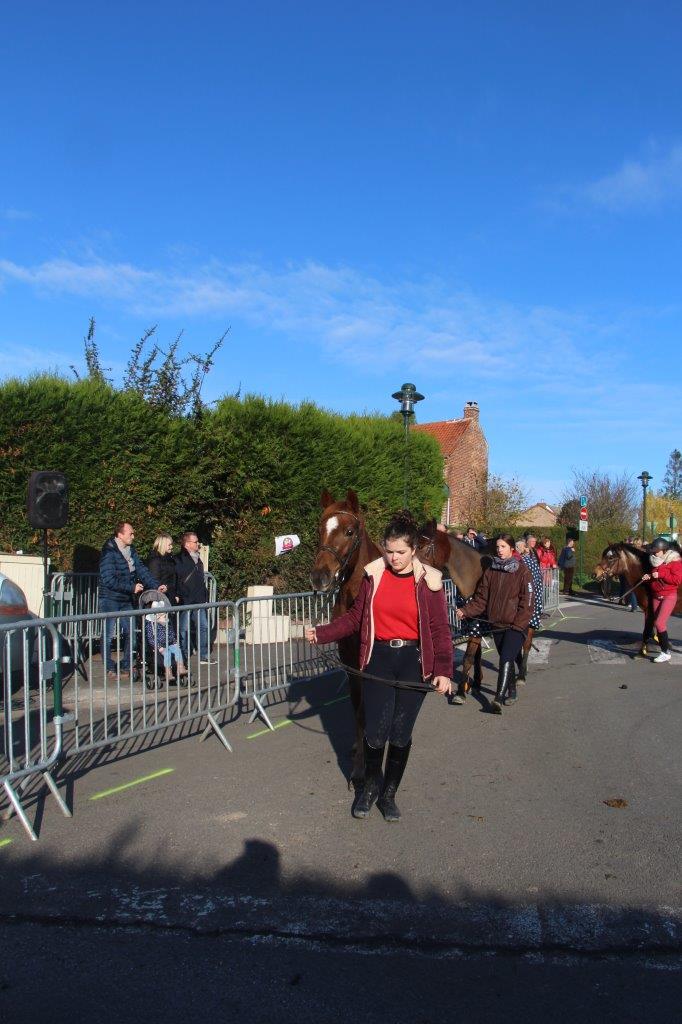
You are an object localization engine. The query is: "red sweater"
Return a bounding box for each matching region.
[373,568,419,640]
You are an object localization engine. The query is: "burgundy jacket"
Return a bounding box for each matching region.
[314,557,453,680]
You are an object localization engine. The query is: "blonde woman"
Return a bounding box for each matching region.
[146,534,179,604]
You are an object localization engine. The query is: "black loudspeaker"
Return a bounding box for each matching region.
[27,471,69,529]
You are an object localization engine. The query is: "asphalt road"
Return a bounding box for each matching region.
[1,595,680,1021]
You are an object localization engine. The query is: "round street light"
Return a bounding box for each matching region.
[392,383,425,508]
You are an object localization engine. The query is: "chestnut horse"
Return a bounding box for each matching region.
[595,542,682,656]
[310,489,381,784]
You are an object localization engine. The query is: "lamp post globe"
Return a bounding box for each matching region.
[392,383,425,508]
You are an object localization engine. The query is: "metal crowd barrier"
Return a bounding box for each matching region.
[1,618,73,840]
[541,567,562,616]
[48,571,218,646]
[1,600,238,840]
[234,590,339,730]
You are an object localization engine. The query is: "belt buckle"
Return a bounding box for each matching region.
[389,639,403,648]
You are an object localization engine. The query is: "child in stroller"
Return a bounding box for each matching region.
[145,600,188,683]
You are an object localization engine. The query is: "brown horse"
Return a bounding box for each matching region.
[595,542,682,656]
[310,488,381,783]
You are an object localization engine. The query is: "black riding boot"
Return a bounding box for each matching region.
[491,661,514,714]
[352,738,384,819]
[377,741,411,822]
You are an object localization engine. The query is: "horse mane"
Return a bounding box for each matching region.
[602,542,649,566]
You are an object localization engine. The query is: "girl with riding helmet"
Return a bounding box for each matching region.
[456,533,534,713]
[305,511,452,822]
[640,537,682,663]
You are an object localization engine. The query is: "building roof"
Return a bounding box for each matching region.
[412,418,471,455]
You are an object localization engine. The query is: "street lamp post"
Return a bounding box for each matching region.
[637,471,652,540]
[392,382,424,508]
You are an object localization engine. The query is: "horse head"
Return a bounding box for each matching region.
[596,542,646,582]
[311,488,366,593]
[415,519,451,571]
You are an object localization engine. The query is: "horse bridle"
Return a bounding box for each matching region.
[318,510,363,583]
[418,532,437,566]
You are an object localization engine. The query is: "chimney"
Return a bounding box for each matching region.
[463,400,479,421]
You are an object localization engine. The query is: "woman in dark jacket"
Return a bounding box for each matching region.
[146,534,179,604]
[306,511,452,822]
[456,533,533,714]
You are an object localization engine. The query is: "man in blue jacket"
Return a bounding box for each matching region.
[99,521,164,678]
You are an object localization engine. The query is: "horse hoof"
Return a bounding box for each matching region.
[450,693,465,705]
[490,700,503,715]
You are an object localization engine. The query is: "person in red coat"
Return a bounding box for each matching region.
[536,537,558,570]
[641,537,682,663]
[306,510,452,822]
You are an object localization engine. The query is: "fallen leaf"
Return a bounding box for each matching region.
[467,815,485,822]
[604,798,628,809]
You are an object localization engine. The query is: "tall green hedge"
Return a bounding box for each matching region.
[0,376,444,597]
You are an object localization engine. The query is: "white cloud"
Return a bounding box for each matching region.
[0,208,34,221]
[0,255,621,388]
[577,144,682,211]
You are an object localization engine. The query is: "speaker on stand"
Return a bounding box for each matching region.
[27,471,69,613]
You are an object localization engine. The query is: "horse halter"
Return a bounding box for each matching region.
[418,532,437,565]
[317,510,363,583]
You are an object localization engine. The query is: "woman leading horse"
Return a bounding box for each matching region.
[307,510,452,822]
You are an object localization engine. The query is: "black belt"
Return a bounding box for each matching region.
[375,639,419,648]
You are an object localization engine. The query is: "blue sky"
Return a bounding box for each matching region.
[1,1,681,505]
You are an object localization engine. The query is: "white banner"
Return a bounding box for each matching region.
[275,534,301,556]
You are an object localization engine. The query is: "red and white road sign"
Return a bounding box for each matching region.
[579,508,588,521]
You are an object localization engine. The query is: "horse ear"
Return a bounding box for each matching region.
[320,489,334,509]
[346,488,360,513]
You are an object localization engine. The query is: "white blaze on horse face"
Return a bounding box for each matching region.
[325,516,339,537]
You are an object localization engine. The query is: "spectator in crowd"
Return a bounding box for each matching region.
[176,531,214,664]
[145,600,187,683]
[641,537,682,663]
[515,538,544,627]
[536,537,558,570]
[453,530,465,541]
[456,533,533,714]
[464,527,486,551]
[146,533,179,604]
[523,533,539,559]
[557,537,576,596]
[98,521,163,679]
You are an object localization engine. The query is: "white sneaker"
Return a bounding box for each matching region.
[653,652,671,663]
[199,658,217,665]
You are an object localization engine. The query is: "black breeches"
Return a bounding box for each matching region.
[494,628,525,664]
[363,645,427,749]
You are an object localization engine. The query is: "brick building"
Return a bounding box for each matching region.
[413,401,488,526]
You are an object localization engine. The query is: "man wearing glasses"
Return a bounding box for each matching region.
[176,532,214,664]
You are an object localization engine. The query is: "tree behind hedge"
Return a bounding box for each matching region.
[0,377,444,597]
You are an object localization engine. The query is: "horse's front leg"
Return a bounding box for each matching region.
[340,637,365,787]
[639,599,655,657]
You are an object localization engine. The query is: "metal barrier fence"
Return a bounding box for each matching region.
[48,571,218,646]
[234,590,339,729]
[1,618,73,840]
[541,567,562,616]
[1,599,237,840]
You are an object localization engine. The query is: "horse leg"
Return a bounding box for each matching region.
[516,628,533,683]
[460,636,482,695]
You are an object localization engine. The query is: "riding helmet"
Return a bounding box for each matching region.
[649,536,670,553]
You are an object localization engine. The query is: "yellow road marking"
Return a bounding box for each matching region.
[89,768,174,801]
[0,838,13,849]
[247,695,349,740]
